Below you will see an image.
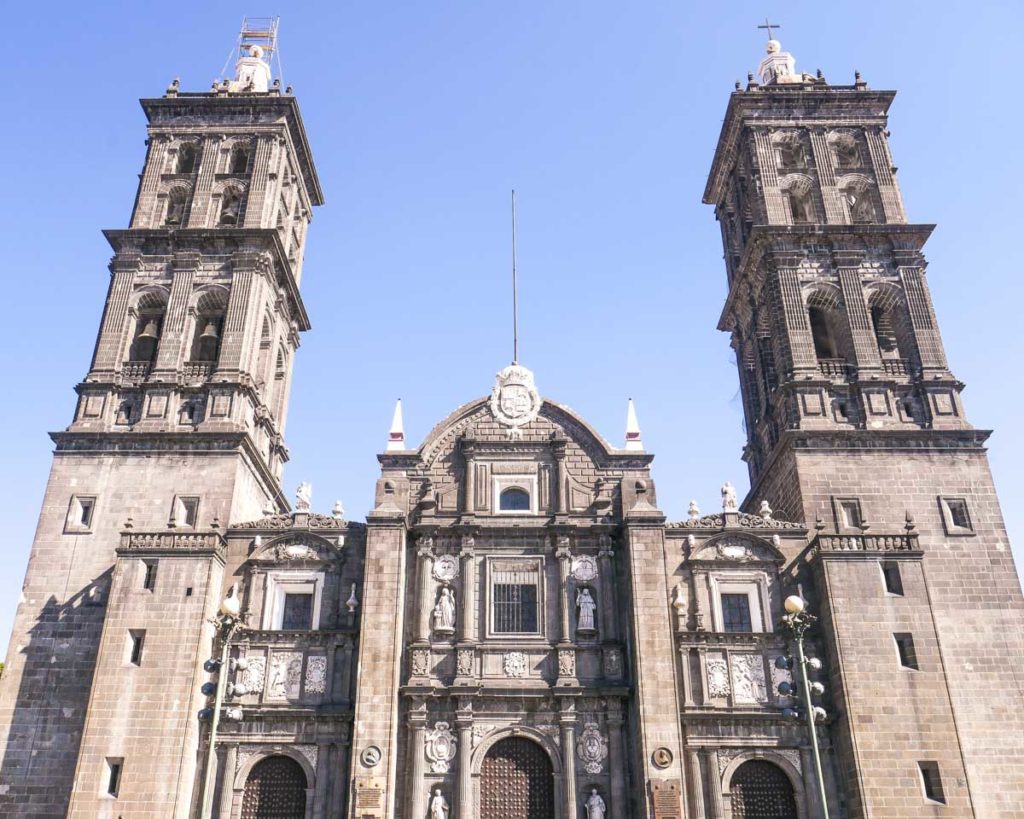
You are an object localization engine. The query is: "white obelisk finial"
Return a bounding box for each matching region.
[624,398,644,451]
[386,399,405,451]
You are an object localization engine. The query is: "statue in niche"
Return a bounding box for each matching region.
[433,586,456,633]
[576,587,597,633]
[585,788,607,819]
[429,788,449,819]
[721,481,738,512]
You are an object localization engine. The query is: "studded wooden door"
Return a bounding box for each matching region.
[480,737,555,819]
[241,755,307,819]
[730,760,798,819]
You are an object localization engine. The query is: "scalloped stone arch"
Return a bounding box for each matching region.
[719,750,808,819]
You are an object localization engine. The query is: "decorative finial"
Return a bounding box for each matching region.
[815,513,826,531]
[759,499,773,520]
[735,79,742,90]
[386,399,405,452]
[624,398,643,451]
[332,500,345,521]
[295,481,312,512]
[905,510,916,532]
[347,583,360,614]
[688,500,701,521]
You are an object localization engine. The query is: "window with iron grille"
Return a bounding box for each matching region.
[491,561,541,634]
[722,593,753,632]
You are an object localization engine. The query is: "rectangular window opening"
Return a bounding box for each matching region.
[881,561,904,596]
[918,761,946,804]
[944,498,972,531]
[721,593,754,633]
[895,632,918,670]
[66,495,97,532]
[171,495,200,528]
[840,500,862,529]
[105,757,123,798]
[281,593,314,630]
[128,630,146,666]
[142,560,158,592]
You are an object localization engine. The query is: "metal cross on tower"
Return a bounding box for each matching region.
[757,18,781,40]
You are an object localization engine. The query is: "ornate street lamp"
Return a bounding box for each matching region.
[777,594,830,819]
[198,585,245,817]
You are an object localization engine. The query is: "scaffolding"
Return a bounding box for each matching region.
[219,16,283,85]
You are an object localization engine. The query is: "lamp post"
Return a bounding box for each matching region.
[198,585,244,818]
[778,594,830,819]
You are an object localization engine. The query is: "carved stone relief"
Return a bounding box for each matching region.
[239,655,266,696]
[432,554,459,582]
[411,649,429,677]
[707,657,730,697]
[503,651,528,678]
[576,723,609,775]
[602,648,623,678]
[571,555,598,582]
[731,654,768,704]
[424,722,458,773]
[457,648,474,677]
[305,655,327,695]
[268,651,303,699]
[558,649,576,678]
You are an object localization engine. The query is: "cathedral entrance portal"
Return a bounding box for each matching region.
[480,737,555,819]
[240,755,308,819]
[729,760,798,819]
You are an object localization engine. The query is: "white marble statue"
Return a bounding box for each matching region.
[721,481,738,512]
[688,499,701,521]
[759,499,773,519]
[295,481,312,512]
[585,788,607,819]
[433,587,456,632]
[429,788,449,819]
[576,587,597,632]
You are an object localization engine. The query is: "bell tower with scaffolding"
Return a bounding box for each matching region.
[0,19,324,816]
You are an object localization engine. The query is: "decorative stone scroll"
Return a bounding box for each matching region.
[503,651,528,678]
[424,722,458,773]
[576,722,609,774]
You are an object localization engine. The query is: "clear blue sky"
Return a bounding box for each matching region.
[1,1,1021,651]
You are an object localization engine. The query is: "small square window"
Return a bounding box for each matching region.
[881,561,904,596]
[721,593,753,632]
[833,497,864,531]
[918,761,946,804]
[171,496,200,528]
[65,495,96,532]
[142,561,158,592]
[939,496,973,535]
[894,633,918,670]
[104,757,123,798]
[281,593,313,630]
[128,630,146,666]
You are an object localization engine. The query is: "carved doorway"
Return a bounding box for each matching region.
[480,737,555,819]
[241,755,307,819]
[730,760,798,819]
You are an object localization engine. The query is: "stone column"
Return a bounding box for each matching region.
[551,435,568,515]
[415,536,435,643]
[313,742,329,818]
[458,535,476,643]
[462,439,477,514]
[217,743,237,818]
[456,702,474,819]
[606,701,627,819]
[408,704,429,819]
[704,748,724,819]
[559,699,578,819]
[555,536,573,644]
[687,750,706,819]
[597,536,616,642]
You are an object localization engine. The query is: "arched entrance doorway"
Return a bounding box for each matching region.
[730,759,798,819]
[480,736,555,819]
[241,755,308,819]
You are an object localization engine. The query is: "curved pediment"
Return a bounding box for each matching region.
[250,533,341,564]
[691,533,786,564]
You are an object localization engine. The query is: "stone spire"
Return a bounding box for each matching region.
[386,399,406,451]
[758,38,798,85]
[624,398,644,451]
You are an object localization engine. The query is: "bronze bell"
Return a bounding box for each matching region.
[137,319,159,340]
[199,320,220,341]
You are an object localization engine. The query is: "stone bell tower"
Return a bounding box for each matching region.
[0,21,323,816]
[705,35,1024,817]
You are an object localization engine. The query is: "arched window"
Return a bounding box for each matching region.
[499,488,531,512]
[240,755,307,819]
[176,143,197,174]
[190,289,228,365]
[219,187,243,226]
[128,289,168,364]
[164,188,189,226]
[775,133,806,169]
[730,760,798,819]
[783,177,815,224]
[871,304,899,354]
[842,180,877,223]
[809,306,839,361]
[833,133,861,169]
[230,144,253,174]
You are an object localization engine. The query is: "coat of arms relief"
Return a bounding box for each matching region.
[490,364,541,439]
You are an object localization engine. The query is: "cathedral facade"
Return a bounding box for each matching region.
[0,28,1022,819]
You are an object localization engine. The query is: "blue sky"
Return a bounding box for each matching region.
[1,1,1022,650]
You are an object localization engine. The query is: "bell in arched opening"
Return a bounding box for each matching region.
[195,319,222,362]
[132,318,160,362]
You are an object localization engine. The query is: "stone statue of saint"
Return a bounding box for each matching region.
[688,499,701,521]
[721,481,738,512]
[585,788,607,819]
[576,587,597,632]
[429,788,449,819]
[433,587,456,632]
[295,481,312,512]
